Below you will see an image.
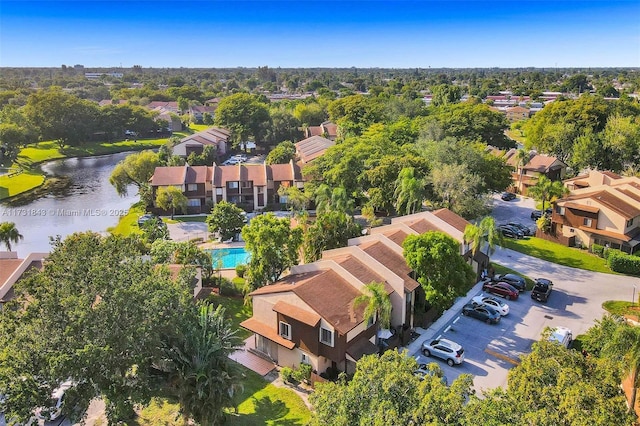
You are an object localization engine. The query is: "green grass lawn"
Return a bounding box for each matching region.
[602,300,639,317]
[108,204,145,236]
[503,237,614,274]
[505,129,526,145]
[0,170,45,199]
[136,366,311,425]
[207,292,252,340]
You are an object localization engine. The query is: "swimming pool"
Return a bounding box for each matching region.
[210,247,251,269]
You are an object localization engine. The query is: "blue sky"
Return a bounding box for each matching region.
[1,1,639,68]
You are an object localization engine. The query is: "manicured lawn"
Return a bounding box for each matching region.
[108,204,145,236]
[503,237,614,274]
[0,170,45,199]
[207,292,253,340]
[136,366,312,425]
[602,300,638,317]
[230,367,311,425]
[505,129,526,145]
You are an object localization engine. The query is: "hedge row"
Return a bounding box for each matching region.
[606,250,640,275]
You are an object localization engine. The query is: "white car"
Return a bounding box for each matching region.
[421,338,465,366]
[34,380,74,422]
[472,294,510,316]
[548,326,573,348]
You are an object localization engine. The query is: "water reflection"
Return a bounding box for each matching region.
[0,152,139,256]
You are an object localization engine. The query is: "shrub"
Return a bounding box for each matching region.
[280,367,294,383]
[235,263,247,278]
[591,243,604,258]
[219,278,241,297]
[604,248,622,260]
[607,251,640,275]
[293,363,312,383]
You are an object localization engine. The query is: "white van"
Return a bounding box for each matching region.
[548,326,573,348]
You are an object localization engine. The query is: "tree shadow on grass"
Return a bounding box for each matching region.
[228,395,307,426]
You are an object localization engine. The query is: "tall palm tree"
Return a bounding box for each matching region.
[515,149,531,194]
[527,175,569,212]
[314,184,333,216]
[602,322,640,416]
[314,184,354,216]
[394,167,425,215]
[164,303,244,425]
[463,216,504,257]
[0,221,23,251]
[352,281,392,343]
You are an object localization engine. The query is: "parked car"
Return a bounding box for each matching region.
[493,273,526,292]
[222,158,239,165]
[531,208,553,220]
[531,278,553,302]
[482,281,519,300]
[501,192,517,201]
[421,338,465,366]
[232,154,248,162]
[548,326,573,348]
[34,380,74,422]
[507,222,533,236]
[472,294,510,316]
[497,225,524,239]
[414,359,449,385]
[462,302,501,324]
[137,213,158,227]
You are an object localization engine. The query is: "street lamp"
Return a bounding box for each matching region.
[633,285,637,306]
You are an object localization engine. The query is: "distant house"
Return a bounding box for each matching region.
[150,160,303,213]
[0,252,47,307]
[294,135,335,165]
[505,106,530,121]
[304,121,338,141]
[499,149,567,195]
[150,164,212,214]
[189,105,216,123]
[550,170,640,253]
[240,209,485,376]
[146,101,180,114]
[172,127,231,159]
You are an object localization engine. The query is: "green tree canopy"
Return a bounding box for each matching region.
[265,140,296,164]
[302,211,362,263]
[0,221,23,251]
[0,232,195,424]
[109,150,160,199]
[206,200,246,241]
[155,186,188,219]
[241,213,303,292]
[403,231,475,312]
[214,93,271,147]
[527,175,569,213]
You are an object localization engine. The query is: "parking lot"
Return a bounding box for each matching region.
[411,193,639,395]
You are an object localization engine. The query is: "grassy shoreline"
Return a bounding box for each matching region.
[0,138,171,201]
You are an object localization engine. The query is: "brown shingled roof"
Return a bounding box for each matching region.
[358,241,420,293]
[380,229,410,246]
[292,269,365,335]
[270,163,300,182]
[249,271,324,296]
[0,259,23,288]
[243,164,267,186]
[295,136,335,163]
[151,166,186,186]
[273,301,321,327]
[185,166,208,184]
[591,190,640,219]
[240,317,296,349]
[432,209,470,233]
[406,218,443,234]
[330,255,392,294]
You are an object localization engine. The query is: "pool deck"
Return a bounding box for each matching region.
[199,240,246,250]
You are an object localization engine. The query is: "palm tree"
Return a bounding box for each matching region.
[394,167,425,215]
[515,149,530,194]
[0,221,23,251]
[314,184,332,216]
[602,322,640,416]
[352,281,392,344]
[463,216,504,257]
[314,184,354,216]
[164,303,244,425]
[527,175,569,212]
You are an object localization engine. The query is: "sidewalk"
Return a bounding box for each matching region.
[402,279,488,355]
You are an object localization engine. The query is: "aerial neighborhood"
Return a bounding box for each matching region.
[1,9,640,422]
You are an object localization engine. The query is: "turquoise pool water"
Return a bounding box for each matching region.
[210,247,251,269]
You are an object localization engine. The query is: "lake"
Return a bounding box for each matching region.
[0,152,138,257]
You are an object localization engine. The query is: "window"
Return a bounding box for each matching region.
[301,352,311,365]
[556,206,565,215]
[187,199,201,207]
[216,188,223,195]
[279,321,291,340]
[367,313,375,328]
[241,181,252,188]
[257,186,264,194]
[583,218,592,227]
[228,182,239,189]
[627,218,635,227]
[187,184,198,192]
[320,327,334,347]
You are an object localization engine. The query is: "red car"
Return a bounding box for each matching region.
[482,281,519,300]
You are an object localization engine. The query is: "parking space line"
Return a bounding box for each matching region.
[484,348,520,365]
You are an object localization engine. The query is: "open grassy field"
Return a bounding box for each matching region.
[108,204,146,236]
[503,237,613,274]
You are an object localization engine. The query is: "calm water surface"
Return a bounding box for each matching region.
[0,152,138,257]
